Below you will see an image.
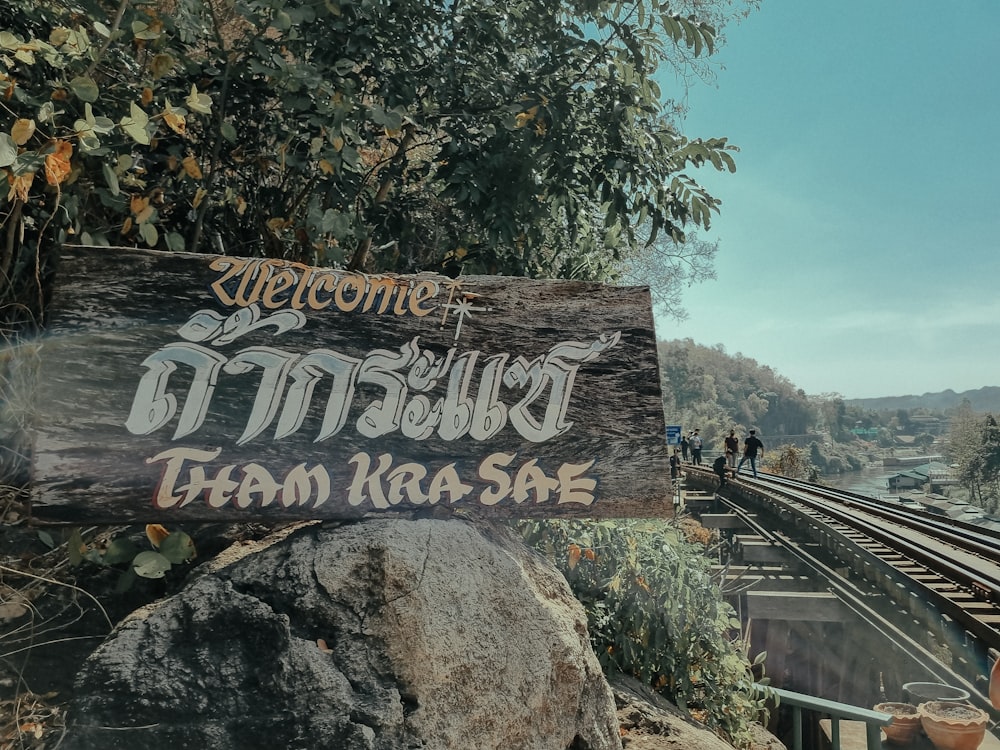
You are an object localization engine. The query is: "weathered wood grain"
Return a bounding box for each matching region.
[28,246,671,523]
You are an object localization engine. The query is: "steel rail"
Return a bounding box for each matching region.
[761,473,1000,559]
[712,494,989,696]
[740,474,1000,603]
[726,475,1000,653]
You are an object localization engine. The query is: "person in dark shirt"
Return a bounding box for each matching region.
[724,429,739,470]
[712,454,729,488]
[680,433,689,462]
[737,430,764,478]
[669,449,681,481]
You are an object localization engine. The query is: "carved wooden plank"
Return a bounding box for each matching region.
[27,246,670,523]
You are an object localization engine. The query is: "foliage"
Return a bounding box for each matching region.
[766,444,813,480]
[807,440,865,476]
[616,229,717,321]
[948,402,1000,512]
[518,517,768,748]
[62,523,196,592]
[0,0,752,328]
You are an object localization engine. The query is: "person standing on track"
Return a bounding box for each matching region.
[724,429,739,470]
[669,448,681,481]
[737,429,764,478]
[689,429,703,465]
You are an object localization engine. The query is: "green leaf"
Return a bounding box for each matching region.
[273,11,292,31]
[132,550,171,578]
[103,537,140,565]
[220,121,237,143]
[37,530,55,549]
[0,31,22,51]
[341,145,359,167]
[131,21,161,41]
[37,102,58,124]
[165,231,185,251]
[333,58,356,76]
[88,104,115,134]
[120,102,150,144]
[159,531,196,563]
[139,221,158,246]
[0,134,17,168]
[604,222,622,247]
[79,132,102,153]
[115,566,137,593]
[102,162,120,196]
[369,104,402,131]
[321,208,351,235]
[68,528,84,566]
[185,84,212,115]
[70,76,99,103]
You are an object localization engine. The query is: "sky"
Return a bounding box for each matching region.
[657,0,1000,400]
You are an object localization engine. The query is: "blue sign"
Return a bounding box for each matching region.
[666,425,682,445]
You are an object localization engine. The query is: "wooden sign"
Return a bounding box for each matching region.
[28,246,670,523]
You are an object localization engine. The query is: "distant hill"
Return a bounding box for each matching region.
[845,386,1000,413]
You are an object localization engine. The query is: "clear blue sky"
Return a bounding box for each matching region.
[659,0,1000,400]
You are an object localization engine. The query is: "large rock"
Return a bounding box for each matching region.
[64,519,622,750]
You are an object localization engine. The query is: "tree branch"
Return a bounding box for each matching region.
[85,0,131,78]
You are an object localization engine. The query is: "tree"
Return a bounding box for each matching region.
[768,444,810,480]
[616,229,717,320]
[948,401,1000,510]
[657,339,816,446]
[1,0,755,335]
[817,396,850,442]
[967,415,1000,511]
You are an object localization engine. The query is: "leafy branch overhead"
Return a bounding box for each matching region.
[0,0,745,289]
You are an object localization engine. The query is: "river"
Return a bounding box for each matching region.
[820,464,895,499]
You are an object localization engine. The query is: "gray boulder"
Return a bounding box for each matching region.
[65,518,622,750]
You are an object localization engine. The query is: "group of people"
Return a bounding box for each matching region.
[669,428,765,486]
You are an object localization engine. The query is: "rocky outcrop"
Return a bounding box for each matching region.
[612,676,784,750]
[64,518,622,750]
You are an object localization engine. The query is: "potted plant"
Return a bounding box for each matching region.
[873,702,921,745]
[918,701,990,750]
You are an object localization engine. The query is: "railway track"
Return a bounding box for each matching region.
[685,467,1000,708]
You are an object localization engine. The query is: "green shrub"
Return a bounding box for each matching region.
[518,518,768,748]
[63,524,196,592]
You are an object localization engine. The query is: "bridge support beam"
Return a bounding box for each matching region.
[701,513,756,529]
[746,591,850,623]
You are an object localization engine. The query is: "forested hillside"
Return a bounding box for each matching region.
[846,387,1000,413]
[657,338,816,449]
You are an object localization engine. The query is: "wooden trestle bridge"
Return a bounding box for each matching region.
[680,467,1000,746]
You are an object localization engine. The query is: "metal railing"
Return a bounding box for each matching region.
[762,685,893,750]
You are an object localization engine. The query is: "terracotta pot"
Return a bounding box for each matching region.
[874,702,921,745]
[918,701,990,750]
[903,682,971,704]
